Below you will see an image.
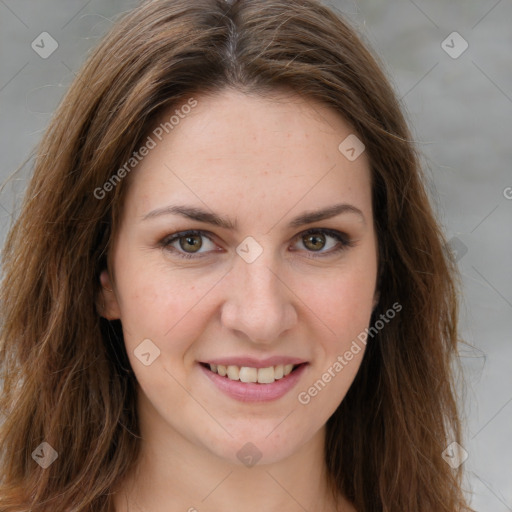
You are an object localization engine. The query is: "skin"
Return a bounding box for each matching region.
[100,88,378,512]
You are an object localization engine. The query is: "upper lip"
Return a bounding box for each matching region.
[201,356,307,368]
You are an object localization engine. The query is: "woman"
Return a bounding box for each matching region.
[0,0,473,510]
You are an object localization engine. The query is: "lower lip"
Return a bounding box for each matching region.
[199,363,308,402]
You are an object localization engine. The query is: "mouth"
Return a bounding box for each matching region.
[199,362,306,384]
[198,361,309,402]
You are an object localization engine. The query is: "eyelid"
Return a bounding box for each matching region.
[160,228,354,260]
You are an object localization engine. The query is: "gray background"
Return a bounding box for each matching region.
[1,1,511,510]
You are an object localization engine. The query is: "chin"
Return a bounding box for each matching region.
[199,423,315,468]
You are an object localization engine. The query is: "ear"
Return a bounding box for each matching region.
[96,269,121,320]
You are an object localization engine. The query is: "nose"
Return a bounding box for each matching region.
[220,249,297,345]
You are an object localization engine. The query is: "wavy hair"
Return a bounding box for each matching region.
[0,0,472,510]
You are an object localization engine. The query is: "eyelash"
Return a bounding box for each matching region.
[159,228,354,260]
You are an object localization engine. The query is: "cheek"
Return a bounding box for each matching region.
[113,252,219,355]
[304,259,377,344]
[295,267,375,414]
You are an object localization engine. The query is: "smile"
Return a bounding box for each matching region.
[199,362,308,402]
[205,363,297,383]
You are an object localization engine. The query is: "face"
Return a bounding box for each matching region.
[99,88,378,466]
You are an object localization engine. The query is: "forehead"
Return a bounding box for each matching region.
[123,88,372,223]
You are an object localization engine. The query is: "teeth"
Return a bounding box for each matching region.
[208,362,298,383]
[257,366,274,384]
[239,366,258,383]
[227,365,239,380]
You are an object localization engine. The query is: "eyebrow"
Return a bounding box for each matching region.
[141,202,365,229]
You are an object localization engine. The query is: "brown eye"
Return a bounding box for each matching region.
[179,234,203,253]
[302,232,326,251]
[293,228,354,258]
[161,230,217,259]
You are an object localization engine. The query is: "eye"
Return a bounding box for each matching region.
[292,228,354,258]
[160,230,218,259]
[160,228,354,260]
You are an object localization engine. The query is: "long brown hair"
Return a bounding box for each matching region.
[0,0,472,510]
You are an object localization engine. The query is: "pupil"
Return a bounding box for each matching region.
[181,235,202,252]
[305,233,325,251]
